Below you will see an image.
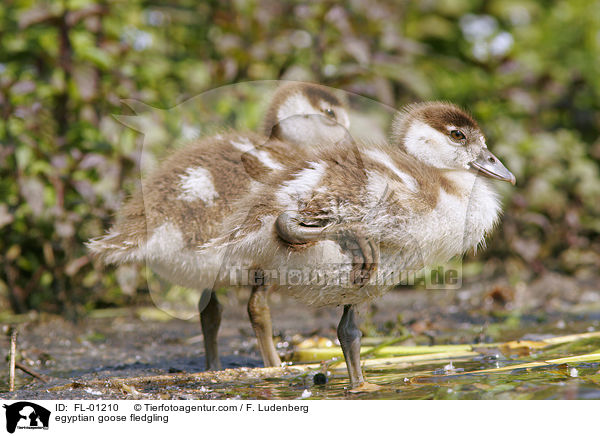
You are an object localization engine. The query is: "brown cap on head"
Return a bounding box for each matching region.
[392,102,480,147]
[262,82,344,138]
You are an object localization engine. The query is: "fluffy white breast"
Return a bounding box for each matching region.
[459,173,501,251]
[401,170,500,267]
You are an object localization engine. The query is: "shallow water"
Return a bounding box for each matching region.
[187,336,600,400]
[5,327,599,400]
[2,289,600,400]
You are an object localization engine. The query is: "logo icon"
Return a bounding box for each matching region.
[3,402,50,433]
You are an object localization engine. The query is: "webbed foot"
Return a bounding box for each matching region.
[275,212,379,286]
[335,226,379,286]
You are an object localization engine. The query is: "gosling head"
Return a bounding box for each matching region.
[392,102,515,184]
[263,82,350,147]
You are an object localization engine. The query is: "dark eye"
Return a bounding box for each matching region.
[324,108,335,118]
[450,130,466,142]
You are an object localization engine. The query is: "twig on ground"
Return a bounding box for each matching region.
[15,361,50,383]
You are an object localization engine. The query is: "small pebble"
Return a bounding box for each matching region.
[301,389,312,399]
[313,373,328,385]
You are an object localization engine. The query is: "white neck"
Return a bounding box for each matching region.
[442,168,479,195]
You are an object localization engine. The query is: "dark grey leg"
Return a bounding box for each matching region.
[199,289,223,370]
[337,304,365,387]
[247,283,281,367]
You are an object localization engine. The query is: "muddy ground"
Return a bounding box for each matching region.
[1,273,599,400]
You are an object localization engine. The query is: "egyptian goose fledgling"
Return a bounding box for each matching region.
[211,102,515,389]
[87,83,350,370]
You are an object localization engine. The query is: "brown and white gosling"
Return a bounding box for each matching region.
[208,102,516,390]
[87,82,350,370]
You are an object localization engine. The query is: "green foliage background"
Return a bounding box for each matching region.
[1,0,599,314]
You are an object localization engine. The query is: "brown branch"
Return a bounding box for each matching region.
[16,362,50,383]
[65,4,108,27]
[18,7,59,29]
